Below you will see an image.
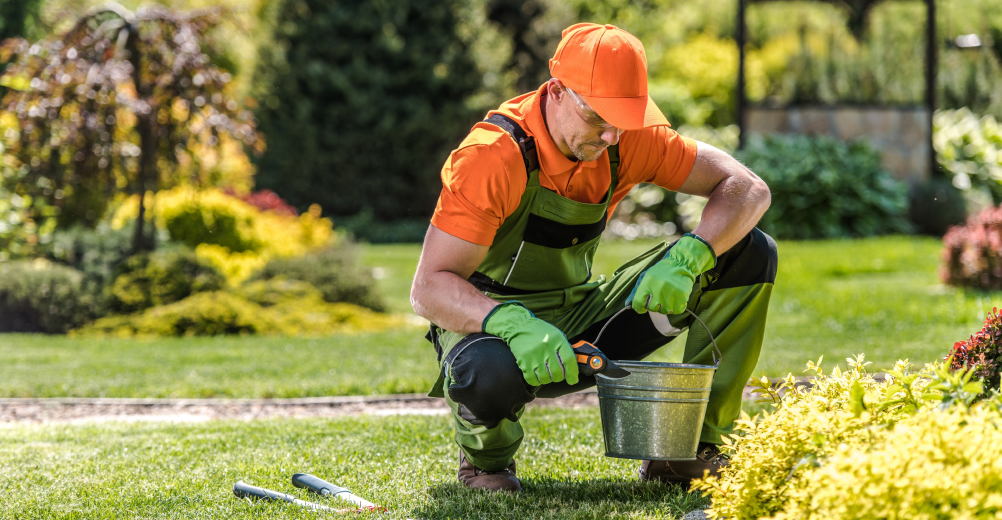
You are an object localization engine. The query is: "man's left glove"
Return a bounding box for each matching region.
[628,233,716,315]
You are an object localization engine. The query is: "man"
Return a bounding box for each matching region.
[411,23,775,492]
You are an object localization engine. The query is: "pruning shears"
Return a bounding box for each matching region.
[573,340,630,378]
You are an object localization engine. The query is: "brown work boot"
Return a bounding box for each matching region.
[638,443,729,484]
[457,451,522,492]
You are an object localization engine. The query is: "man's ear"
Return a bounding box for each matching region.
[547,78,566,103]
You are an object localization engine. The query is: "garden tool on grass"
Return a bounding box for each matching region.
[573,340,630,378]
[291,473,385,512]
[233,481,344,512]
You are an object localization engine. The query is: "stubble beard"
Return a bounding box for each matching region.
[571,139,608,162]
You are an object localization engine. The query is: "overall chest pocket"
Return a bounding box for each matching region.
[504,213,606,291]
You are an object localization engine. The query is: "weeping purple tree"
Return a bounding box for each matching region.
[0,3,259,254]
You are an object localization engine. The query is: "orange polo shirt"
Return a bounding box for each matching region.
[432,84,698,246]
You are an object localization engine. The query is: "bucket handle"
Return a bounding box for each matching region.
[594,307,722,368]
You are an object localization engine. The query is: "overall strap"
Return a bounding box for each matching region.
[607,144,620,184]
[483,114,539,184]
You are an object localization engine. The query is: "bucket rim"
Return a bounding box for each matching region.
[604,360,718,371]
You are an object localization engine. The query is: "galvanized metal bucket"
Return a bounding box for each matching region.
[595,310,721,461]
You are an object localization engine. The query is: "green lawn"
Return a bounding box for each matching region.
[0,410,705,519]
[0,236,996,398]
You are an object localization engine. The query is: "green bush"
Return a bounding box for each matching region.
[109,247,225,314]
[0,260,95,333]
[253,0,481,221]
[735,134,912,239]
[253,242,385,311]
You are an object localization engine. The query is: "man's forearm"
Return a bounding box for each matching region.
[411,271,500,334]
[692,173,771,255]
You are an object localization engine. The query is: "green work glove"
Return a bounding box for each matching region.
[628,233,716,315]
[483,301,579,387]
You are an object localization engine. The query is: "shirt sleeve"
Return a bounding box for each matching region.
[431,128,527,246]
[618,126,699,191]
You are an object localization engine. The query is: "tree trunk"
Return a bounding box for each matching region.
[126,25,156,253]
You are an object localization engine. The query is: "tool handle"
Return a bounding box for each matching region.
[291,473,348,496]
[234,481,298,503]
[291,473,382,511]
[573,341,609,376]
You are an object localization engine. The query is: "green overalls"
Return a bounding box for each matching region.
[428,114,776,471]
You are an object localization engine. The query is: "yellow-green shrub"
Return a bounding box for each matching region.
[112,186,335,284]
[695,357,984,520]
[694,356,915,519]
[73,279,404,337]
[769,401,1002,519]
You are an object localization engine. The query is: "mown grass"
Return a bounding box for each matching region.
[0,236,996,398]
[0,409,706,519]
[0,329,436,398]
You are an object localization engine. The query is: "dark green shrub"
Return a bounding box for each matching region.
[252,0,481,221]
[0,260,95,333]
[110,247,225,314]
[253,242,385,311]
[909,176,967,236]
[736,134,913,239]
[44,223,140,314]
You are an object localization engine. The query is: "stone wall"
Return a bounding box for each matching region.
[745,106,931,183]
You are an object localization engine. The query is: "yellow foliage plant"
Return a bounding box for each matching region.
[693,355,984,520]
[74,279,405,337]
[112,186,334,285]
[769,399,1002,519]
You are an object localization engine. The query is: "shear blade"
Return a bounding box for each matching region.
[601,360,631,379]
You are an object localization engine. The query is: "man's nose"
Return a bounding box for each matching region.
[600,127,622,146]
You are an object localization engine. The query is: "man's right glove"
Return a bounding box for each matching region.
[628,233,716,315]
[483,301,579,387]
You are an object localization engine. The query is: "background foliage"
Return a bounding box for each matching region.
[252,0,482,227]
[735,134,912,239]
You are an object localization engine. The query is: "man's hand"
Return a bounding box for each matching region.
[483,301,579,386]
[628,234,715,315]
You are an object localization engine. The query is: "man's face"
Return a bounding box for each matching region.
[557,85,623,162]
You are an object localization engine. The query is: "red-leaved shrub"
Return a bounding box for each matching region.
[941,205,1002,290]
[949,307,1002,393]
[225,189,299,216]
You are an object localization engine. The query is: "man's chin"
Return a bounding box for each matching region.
[573,144,608,162]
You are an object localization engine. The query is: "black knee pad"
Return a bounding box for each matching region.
[445,333,536,429]
[710,228,778,290]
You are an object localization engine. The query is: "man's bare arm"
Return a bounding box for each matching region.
[676,141,771,255]
[410,225,500,334]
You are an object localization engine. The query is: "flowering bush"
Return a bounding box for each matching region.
[941,204,1002,289]
[228,189,299,216]
[949,307,1002,394]
[112,186,335,284]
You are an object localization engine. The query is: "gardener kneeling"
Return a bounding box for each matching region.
[410,23,776,492]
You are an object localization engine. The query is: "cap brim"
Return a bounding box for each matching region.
[580,94,670,131]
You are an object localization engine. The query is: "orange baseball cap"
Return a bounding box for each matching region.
[549,23,670,130]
